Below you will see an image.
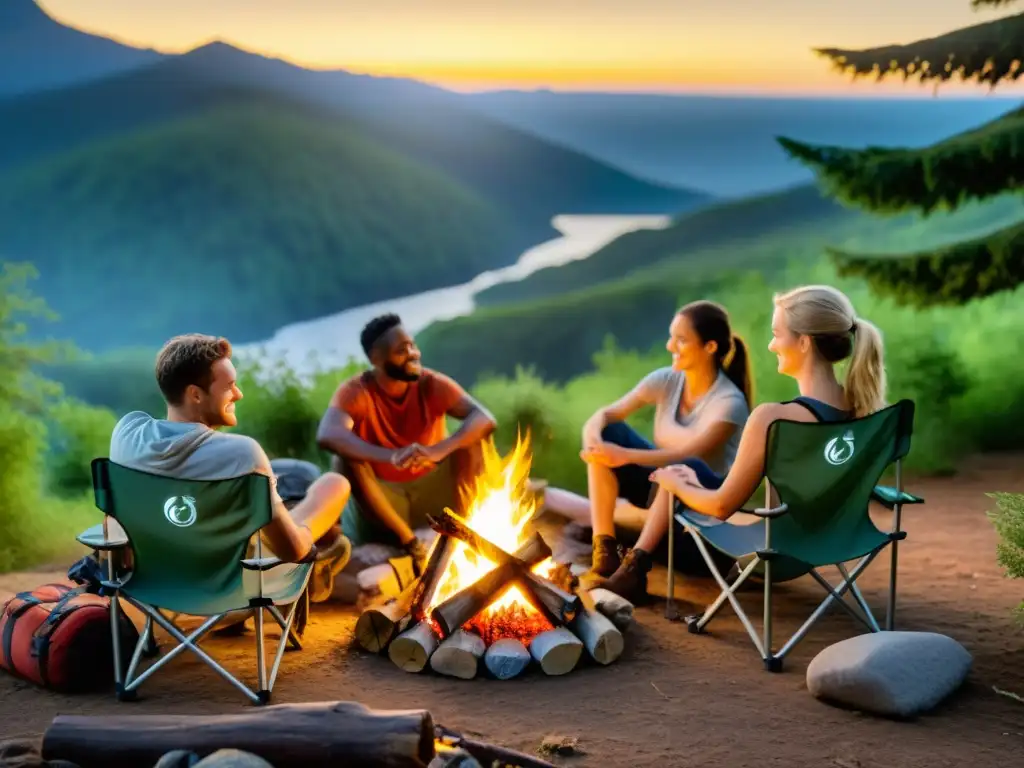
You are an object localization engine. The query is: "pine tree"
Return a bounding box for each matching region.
[777,1,1024,307]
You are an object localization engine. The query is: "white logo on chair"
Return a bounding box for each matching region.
[163,495,197,527]
[824,430,855,466]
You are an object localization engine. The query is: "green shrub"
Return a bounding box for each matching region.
[45,398,118,497]
[988,492,1024,620]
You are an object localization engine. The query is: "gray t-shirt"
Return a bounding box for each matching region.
[633,368,750,474]
[109,410,287,521]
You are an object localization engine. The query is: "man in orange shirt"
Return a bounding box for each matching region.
[316,313,497,572]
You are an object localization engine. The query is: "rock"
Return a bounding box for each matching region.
[192,751,274,768]
[538,735,583,757]
[154,750,199,768]
[807,631,972,718]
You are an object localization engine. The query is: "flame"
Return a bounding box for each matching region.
[427,432,553,623]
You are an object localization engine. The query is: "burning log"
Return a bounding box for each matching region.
[529,627,583,676]
[429,509,580,624]
[589,588,635,631]
[571,603,624,666]
[483,638,531,680]
[40,701,435,768]
[388,622,441,673]
[429,629,486,680]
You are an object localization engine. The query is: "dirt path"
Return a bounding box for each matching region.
[2,454,1023,767]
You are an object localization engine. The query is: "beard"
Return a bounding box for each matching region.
[384,361,421,382]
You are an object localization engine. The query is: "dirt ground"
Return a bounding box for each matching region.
[2,453,1023,767]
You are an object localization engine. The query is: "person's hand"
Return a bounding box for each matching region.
[413,443,450,470]
[580,442,630,468]
[391,444,426,469]
[649,464,702,495]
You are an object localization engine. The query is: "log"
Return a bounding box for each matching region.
[429,629,486,680]
[528,627,582,676]
[588,588,634,631]
[435,726,558,768]
[428,509,579,624]
[431,562,518,638]
[354,595,413,653]
[40,701,435,768]
[483,638,531,680]
[409,535,457,619]
[571,603,624,665]
[388,621,441,673]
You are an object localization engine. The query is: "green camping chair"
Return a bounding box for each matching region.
[85,458,314,704]
[665,399,924,672]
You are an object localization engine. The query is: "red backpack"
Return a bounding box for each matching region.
[0,581,138,692]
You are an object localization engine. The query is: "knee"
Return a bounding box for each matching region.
[317,471,351,507]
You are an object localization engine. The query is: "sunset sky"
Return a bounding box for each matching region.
[40,0,1022,95]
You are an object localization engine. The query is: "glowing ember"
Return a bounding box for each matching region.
[426,433,554,640]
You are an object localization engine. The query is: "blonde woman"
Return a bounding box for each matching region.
[601,285,886,602]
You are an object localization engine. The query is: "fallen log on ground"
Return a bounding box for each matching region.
[435,726,558,768]
[40,701,435,768]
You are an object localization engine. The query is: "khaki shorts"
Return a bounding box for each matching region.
[341,458,458,547]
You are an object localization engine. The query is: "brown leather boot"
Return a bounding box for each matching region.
[579,535,621,589]
[602,547,654,605]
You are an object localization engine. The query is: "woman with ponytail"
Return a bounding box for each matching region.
[541,300,754,596]
[638,285,887,601]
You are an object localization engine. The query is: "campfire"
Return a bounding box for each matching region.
[354,434,635,679]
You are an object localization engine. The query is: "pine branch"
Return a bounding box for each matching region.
[776,106,1024,215]
[815,12,1024,87]
[830,215,1024,306]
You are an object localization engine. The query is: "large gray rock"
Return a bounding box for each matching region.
[807,631,972,718]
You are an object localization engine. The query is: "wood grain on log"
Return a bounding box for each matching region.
[409,536,457,620]
[431,562,517,638]
[483,638,531,680]
[429,629,486,680]
[571,603,624,665]
[355,591,414,653]
[588,588,634,631]
[528,627,583,676]
[388,621,441,673]
[40,701,434,768]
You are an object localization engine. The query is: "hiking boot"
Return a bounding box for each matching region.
[309,529,353,603]
[579,534,621,589]
[602,547,654,605]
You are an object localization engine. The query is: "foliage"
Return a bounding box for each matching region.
[777,2,1024,307]
[0,263,96,572]
[987,492,1024,619]
[45,399,118,497]
[0,101,519,352]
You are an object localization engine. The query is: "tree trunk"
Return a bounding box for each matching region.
[40,701,435,768]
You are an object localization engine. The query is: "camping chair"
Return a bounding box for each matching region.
[665,399,924,672]
[83,458,315,704]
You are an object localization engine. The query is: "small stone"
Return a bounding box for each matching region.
[538,734,583,757]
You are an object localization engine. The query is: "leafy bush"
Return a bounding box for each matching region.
[45,398,118,497]
[988,492,1024,620]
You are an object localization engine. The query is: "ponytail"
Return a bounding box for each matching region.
[844,318,887,418]
[723,334,754,408]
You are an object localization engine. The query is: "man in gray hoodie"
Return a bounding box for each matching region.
[109,333,352,600]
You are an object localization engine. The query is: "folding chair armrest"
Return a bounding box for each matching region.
[241,556,286,571]
[741,503,789,519]
[871,485,924,510]
[76,523,129,551]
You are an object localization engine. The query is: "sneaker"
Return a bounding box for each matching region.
[602,548,653,604]
[578,535,621,590]
[308,531,353,603]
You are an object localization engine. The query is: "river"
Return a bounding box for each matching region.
[237,214,671,376]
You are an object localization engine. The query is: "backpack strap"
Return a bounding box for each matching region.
[29,585,91,687]
[2,584,75,669]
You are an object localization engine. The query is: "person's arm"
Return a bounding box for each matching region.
[653,403,780,520]
[248,441,314,563]
[422,375,497,463]
[619,420,739,468]
[316,381,407,466]
[582,375,657,448]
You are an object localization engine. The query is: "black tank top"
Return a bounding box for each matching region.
[785,396,852,423]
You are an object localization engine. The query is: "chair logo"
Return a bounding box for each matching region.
[163,495,197,527]
[824,430,855,466]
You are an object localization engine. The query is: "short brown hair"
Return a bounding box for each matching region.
[155,334,233,406]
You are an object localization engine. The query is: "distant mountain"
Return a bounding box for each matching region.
[0,43,711,221]
[417,185,1024,385]
[0,96,520,351]
[464,91,1019,198]
[0,0,161,97]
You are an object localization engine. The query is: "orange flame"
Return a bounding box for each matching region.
[427,432,552,621]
